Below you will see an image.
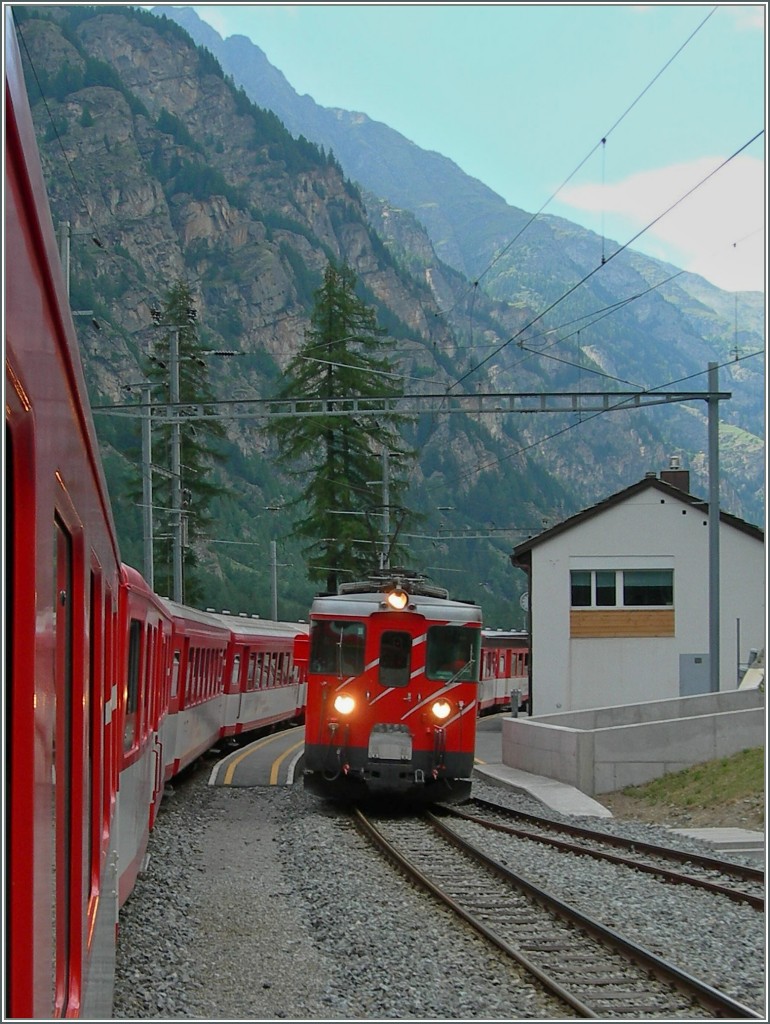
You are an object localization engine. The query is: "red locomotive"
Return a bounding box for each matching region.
[303,571,483,803]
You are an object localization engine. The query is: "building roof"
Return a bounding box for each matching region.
[511,475,764,569]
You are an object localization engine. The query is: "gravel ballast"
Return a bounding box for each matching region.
[112,770,765,1020]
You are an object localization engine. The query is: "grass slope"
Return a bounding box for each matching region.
[601,748,765,829]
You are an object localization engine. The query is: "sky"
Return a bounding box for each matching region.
[153,2,766,295]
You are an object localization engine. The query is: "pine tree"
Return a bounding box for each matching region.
[146,280,227,603]
[267,262,414,594]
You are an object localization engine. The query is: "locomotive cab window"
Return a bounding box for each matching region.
[379,631,411,687]
[310,620,365,676]
[426,626,479,681]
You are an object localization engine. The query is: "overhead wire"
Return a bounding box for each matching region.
[429,5,719,323]
[448,129,764,393]
[432,349,764,497]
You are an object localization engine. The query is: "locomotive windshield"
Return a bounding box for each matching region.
[310,619,365,676]
[426,625,480,682]
[379,630,412,687]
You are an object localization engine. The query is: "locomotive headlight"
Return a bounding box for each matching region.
[386,587,408,610]
[333,693,356,715]
[431,699,452,720]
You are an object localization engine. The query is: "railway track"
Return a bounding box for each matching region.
[442,797,765,911]
[353,807,762,1019]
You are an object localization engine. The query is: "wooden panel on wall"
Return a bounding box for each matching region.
[570,609,675,638]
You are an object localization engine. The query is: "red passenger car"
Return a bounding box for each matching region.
[303,571,483,803]
[215,613,308,738]
[157,600,232,779]
[6,11,124,1013]
[116,566,173,903]
[479,628,530,713]
[5,14,308,1015]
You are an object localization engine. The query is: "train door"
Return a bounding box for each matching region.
[53,515,78,1016]
[148,625,165,827]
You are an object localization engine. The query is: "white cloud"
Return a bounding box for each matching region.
[559,155,765,293]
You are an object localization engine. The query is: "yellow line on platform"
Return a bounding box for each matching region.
[270,738,305,785]
[223,731,297,786]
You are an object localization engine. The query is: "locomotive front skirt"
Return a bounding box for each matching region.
[303,575,483,802]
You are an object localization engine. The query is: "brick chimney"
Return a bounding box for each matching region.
[660,455,690,492]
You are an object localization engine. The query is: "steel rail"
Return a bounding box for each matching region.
[444,802,764,910]
[429,812,762,1019]
[352,807,599,1018]
[353,806,762,1019]
[469,797,764,880]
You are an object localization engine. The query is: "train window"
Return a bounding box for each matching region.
[142,626,155,738]
[170,651,181,700]
[426,626,480,682]
[310,620,365,676]
[186,649,194,705]
[124,620,142,752]
[230,653,241,688]
[379,631,411,687]
[247,653,258,690]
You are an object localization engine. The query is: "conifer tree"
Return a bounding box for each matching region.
[146,280,227,603]
[267,262,414,594]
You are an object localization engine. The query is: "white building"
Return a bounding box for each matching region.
[511,471,765,715]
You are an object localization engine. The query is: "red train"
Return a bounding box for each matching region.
[5,13,528,1016]
[303,571,483,803]
[480,628,530,714]
[5,17,307,1018]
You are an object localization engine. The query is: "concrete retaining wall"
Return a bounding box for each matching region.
[501,689,765,795]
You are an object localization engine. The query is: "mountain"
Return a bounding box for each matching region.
[15,5,764,628]
[158,6,765,494]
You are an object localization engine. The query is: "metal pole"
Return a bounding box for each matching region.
[170,328,183,603]
[58,220,70,299]
[381,449,390,570]
[736,618,741,688]
[707,361,720,692]
[270,540,278,620]
[141,384,154,589]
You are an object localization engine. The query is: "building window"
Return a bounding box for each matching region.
[571,569,673,608]
[595,570,617,606]
[623,569,673,606]
[570,570,591,607]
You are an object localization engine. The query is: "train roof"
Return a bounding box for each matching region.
[310,588,483,624]
[157,597,232,632]
[207,611,309,638]
[481,628,529,645]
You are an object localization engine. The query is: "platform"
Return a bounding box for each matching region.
[208,726,305,787]
[668,826,765,864]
